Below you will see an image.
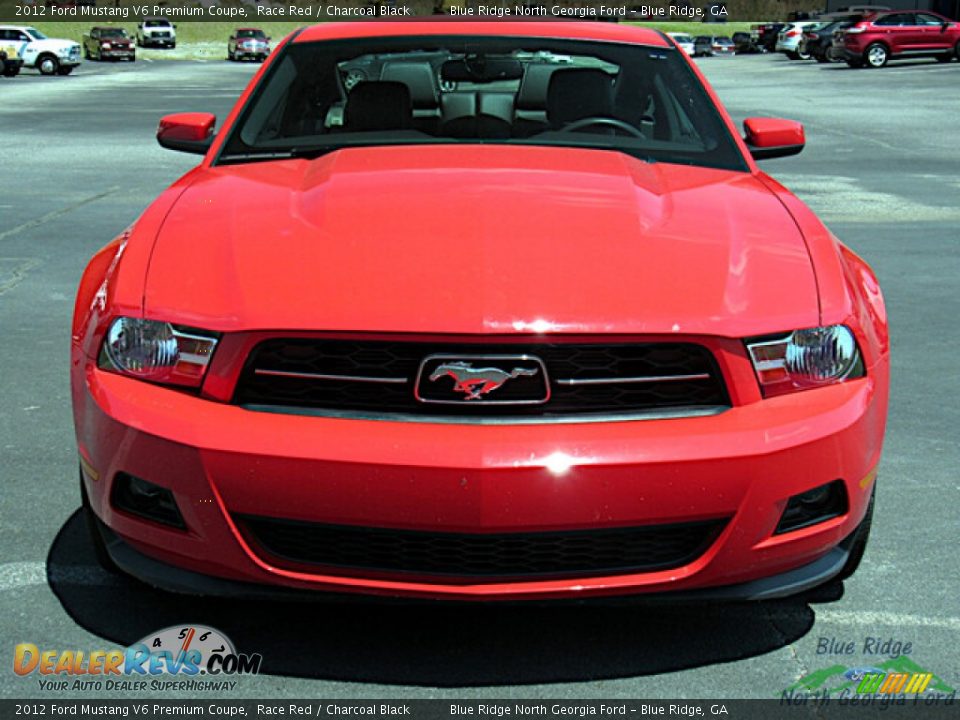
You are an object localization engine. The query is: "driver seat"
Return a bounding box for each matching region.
[546,69,614,130]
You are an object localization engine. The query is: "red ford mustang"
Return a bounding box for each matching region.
[72,22,888,601]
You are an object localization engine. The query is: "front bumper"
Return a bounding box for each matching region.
[76,363,883,601]
[100,49,135,59]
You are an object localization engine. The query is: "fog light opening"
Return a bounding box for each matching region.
[775,480,848,535]
[111,473,186,530]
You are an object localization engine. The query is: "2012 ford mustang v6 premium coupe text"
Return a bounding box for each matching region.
[72,22,888,601]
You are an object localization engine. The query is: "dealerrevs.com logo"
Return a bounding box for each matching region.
[14,625,262,692]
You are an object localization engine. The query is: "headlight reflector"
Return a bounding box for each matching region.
[99,317,219,387]
[747,325,863,397]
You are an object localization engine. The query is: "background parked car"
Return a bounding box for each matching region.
[667,33,693,55]
[754,22,786,52]
[227,28,271,62]
[666,32,695,55]
[777,21,823,59]
[732,31,763,53]
[0,38,24,77]
[136,18,176,49]
[693,35,735,57]
[842,10,960,67]
[802,21,856,63]
[0,25,80,75]
[1,48,24,77]
[83,27,135,62]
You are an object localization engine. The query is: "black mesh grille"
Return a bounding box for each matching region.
[232,339,729,417]
[237,516,728,579]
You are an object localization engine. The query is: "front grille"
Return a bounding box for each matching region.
[233,339,729,418]
[237,516,728,579]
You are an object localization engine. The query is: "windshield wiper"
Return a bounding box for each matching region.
[218,145,338,164]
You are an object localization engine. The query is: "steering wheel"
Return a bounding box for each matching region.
[561,117,646,139]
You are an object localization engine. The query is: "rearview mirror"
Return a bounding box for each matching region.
[743,117,805,160]
[157,112,216,155]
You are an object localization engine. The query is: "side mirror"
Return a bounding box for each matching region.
[743,117,805,160]
[157,112,216,155]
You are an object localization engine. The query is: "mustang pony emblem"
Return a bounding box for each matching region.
[429,362,539,401]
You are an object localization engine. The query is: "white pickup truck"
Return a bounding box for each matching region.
[0,25,81,75]
[136,17,177,49]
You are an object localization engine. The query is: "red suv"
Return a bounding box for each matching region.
[843,10,960,67]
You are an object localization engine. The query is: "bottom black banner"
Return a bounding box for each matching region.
[2,699,958,720]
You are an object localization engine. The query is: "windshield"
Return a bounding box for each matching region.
[671,35,693,43]
[238,30,266,39]
[217,35,746,172]
[145,20,170,27]
[101,29,127,38]
[25,28,47,40]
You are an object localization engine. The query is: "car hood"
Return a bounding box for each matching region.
[145,145,818,337]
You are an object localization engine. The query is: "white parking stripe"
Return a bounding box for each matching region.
[0,187,119,242]
[815,610,960,631]
[0,562,46,591]
[0,561,124,591]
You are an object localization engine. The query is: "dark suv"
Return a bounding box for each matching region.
[842,10,960,67]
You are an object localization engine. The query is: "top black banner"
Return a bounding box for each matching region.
[0,0,842,24]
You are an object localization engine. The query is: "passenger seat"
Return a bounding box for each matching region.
[381,61,441,133]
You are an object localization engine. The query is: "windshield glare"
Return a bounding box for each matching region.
[218,36,746,172]
[26,28,47,40]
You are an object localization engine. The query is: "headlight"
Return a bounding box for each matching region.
[746,325,863,398]
[98,317,219,388]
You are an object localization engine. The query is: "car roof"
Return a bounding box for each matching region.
[294,21,670,48]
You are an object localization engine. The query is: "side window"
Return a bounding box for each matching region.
[18,32,32,42]
[916,13,943,26]
[874,14,906,26]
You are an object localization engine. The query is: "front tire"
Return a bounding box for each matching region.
[57,66,74,76]
[785,50,800,60]
[865,43,889,68]
[37,54,59,76]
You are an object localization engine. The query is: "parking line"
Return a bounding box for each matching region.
[0,187,119,242]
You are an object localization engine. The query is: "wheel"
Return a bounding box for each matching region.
[80,469,119,574]
[836,489,874,582]
[3,66,19,77]
[815,52,829,63]
[57,66,73,76]
[37,54,59,76]
[936,53,952,63]
[785,50,800,60]
[797,46,811,60]
[170,42,176,49]
[136,36,142,47]
[865,43,888,68]
[83,45,90,59]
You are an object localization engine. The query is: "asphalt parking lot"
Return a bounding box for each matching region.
[1,52,958,699]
